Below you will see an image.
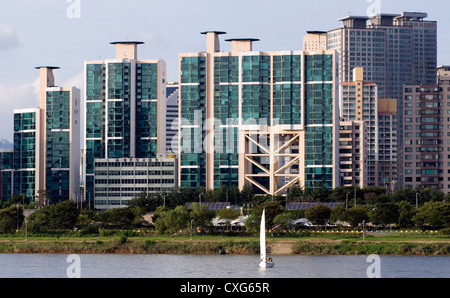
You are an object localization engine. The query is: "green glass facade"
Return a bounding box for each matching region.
[107,63,131,158]
[0,151,13,201]
[45,91,72,202]
[241,55,270,124]
[12,111,37,199]
[179,50,336,191]
[213,57,239,188]
[304,54,334,189]
[136,63,159,158]
[179,56,207,188]
[85,63,106,201]
[273,55,302,125]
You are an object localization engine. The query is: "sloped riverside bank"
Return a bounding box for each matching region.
[0,236,449,256]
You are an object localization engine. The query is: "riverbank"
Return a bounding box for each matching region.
[0,235,449,256]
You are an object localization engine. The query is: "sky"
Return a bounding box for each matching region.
[0,0,449,143]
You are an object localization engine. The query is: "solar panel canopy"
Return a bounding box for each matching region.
[287,202,345,210]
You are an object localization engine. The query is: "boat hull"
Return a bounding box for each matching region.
[259,261,274,268]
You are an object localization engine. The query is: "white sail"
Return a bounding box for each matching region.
[259,209,274,268]
[260,209,266,265]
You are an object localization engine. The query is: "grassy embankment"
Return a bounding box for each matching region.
[0,231,449,255]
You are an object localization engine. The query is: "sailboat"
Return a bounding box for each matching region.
[259,209,274,268]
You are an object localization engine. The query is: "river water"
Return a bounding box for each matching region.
[0,254,448,278]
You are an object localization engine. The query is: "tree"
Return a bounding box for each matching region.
[414,201,450,228]
[27,200,79,231]
[245,201,283,232]
[76,209,96,228]
[155,206,190,235]
[217,207,240,221]
[7,194,29,207]
[305,204,331,225]
[312,184,332,202]
[368,202,399,227]
[418,188,445,204]
[345,206,368,228]
[391,188,417,204]
[0,204,23,233]
[52,200,80,229]
[128,192,157,212]
[189,203,215,231]
[287,184,304,202]
[273,212,294,230]
[396,201,415,228]
[329,206,346,226]
[36,189,51,207]
[240,184,254,204]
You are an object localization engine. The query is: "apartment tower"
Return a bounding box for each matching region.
[1,67,80,203]
[327,12,437,189]
[178,31,339,195]
[402,67,450,192]
[83,42,166,203]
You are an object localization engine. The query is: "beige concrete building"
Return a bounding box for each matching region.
[340,67,378,186]
[302,31,327,51]
[339,120,368,187]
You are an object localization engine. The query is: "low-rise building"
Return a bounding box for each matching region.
[93,155,177,210]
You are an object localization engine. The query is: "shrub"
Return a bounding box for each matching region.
[117,234,128,245]
[439,228,450,235]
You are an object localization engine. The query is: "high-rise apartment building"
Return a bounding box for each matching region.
[338,120,368,187]
[340,67,378,185]
[403,66,450,192]
[327,12,437,189]
[12,108,40,200]
[328,12,437,93]
[377,98,398,192]
[178,31,339,194]
[1,67,80,203]
[84,41,166,203]
[0,150,13,201]
[166,82,179,153]
[39,67,81,203]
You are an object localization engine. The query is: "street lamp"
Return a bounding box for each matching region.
[363,220,365,241]
[346,192,349,210]
[416,192,418,209]
[16,204,19,232]
[190,219,193,240]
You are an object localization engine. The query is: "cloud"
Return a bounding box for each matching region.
[62,71,84,91]
[0,77,40,141]
[0,71,86,143]
[0,24,20,50]
[135,32,168,49]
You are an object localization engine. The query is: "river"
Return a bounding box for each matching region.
[0,254,448,278]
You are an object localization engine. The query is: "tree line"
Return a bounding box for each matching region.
[0,185,449,235]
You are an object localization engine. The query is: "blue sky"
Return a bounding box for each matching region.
[0,0,448,142]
